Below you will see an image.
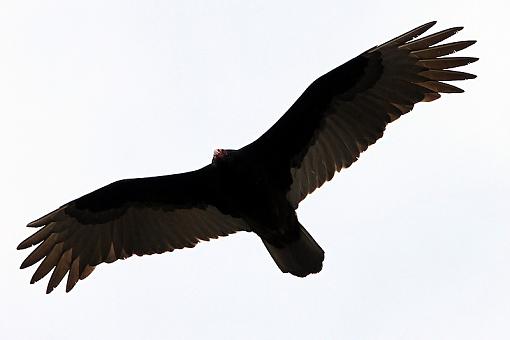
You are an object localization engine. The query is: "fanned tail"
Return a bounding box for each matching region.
[263,222,324,277]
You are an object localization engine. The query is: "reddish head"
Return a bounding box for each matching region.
[213,148,229,162]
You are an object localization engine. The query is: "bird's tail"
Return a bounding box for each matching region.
[262,222,324,277]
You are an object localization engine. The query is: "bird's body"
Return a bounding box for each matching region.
[18,21,478,293]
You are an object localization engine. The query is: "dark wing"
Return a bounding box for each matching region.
[241,22,477,208]
[18,165,247,293]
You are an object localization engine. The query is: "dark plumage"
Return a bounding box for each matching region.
[18,22,478,293]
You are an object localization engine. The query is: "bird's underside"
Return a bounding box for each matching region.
[18,21,478,293]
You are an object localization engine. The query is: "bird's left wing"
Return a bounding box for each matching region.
[18,165,247,293]
[241,22,477,208]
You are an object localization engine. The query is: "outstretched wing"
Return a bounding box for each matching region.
[241,22,477,208]
[18,165,247,293]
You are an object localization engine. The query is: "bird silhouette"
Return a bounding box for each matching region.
[18,21,478,293]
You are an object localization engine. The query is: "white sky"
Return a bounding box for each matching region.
[1,1,509,339]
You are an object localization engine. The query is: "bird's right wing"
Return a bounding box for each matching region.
[241,22,477,208]
[18,165,248,293]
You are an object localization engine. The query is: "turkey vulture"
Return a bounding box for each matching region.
[18,21,478,293]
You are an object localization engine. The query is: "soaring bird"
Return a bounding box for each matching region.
[18,22,477,293]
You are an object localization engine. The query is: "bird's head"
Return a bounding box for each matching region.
[212,148,234,164]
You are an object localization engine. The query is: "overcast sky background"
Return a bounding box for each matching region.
[1,1,508,339]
